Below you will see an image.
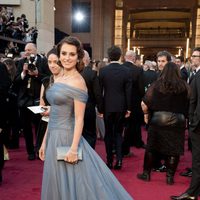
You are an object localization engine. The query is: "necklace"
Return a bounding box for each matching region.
[62,70,78,80]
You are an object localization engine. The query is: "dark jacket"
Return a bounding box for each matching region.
[143,69,157,92]
[189,69,200,132]
[99,62,132,113]
[123,61,145,111]
[180,67,189,82]
[81,66,103,113]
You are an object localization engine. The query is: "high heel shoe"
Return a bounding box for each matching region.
[137,172,150,181]
[106,162,113,169]
[170,192,197,200]
[114,160,122,170]
[167,176,174,185]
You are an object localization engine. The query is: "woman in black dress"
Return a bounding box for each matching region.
[137,62,190,185]
[2,58,20,149]
[35,48,63,156]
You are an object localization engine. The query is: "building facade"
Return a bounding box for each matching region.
[1,0,200,60]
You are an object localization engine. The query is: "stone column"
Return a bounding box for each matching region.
[36,0,55,54]
[102,0,115,58]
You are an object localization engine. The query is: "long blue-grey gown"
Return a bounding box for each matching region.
[41,82,133,200]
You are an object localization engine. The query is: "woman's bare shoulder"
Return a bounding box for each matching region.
[70,74,87,92]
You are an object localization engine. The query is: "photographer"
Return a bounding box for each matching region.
[15,43,51,160]
[20,14,29,31]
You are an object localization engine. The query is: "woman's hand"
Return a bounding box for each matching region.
[125,110,131,118]
[64,149,78,164]
[41,106,50,116]
[39,143,46,161]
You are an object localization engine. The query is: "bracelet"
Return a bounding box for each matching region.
[144,113,149,115]
[69,149,78,155]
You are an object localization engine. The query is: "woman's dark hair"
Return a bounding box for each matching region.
[56,36,84,72]
[155,62,190,96]
[2,58,17,81]
[46,48,61,88]
[47,48,57,58]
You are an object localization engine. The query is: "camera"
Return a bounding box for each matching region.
[27,54,36,71]
[6,53,13,58]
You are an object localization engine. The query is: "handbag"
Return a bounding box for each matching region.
[56,146,83,161]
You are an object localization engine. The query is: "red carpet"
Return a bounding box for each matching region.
[0,128,193,200]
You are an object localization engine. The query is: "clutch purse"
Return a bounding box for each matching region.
[56,146,83,161]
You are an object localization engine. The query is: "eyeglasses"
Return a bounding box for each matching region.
[191,55,200,58]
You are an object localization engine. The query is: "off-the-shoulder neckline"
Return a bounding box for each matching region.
[53,82,87,94]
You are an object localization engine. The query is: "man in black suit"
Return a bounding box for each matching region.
[171,47,200,200]
[175,56,189,82]
[122,50,145,157]
[81,50,103,149]
[15,43,51,160]
[0,62,11,184]
[143,61,157,92]
[176,56,192,177]
[99,45,132,170]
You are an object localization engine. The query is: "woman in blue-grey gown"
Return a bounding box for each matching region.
[39,36,133,200]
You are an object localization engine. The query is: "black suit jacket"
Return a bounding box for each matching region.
[15,55,51,107]
[189,69,200,132]
[99,62,132,113]
[180,67,189,82]
[143,69,157,91]
[123,61,145,111]
[81,66,103,113]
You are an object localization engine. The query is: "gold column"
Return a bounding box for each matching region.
[114,0,123,48]
[195,8,200,46]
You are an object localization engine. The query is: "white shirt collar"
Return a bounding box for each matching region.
[180,65,185,70]
[196,66,200,72]
[110,61,120,64]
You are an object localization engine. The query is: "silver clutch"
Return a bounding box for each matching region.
[56,146,83,161]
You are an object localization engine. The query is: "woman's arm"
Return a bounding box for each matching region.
[64,99,86,163]
[39,83,50,116]
[141,101,148,114]
[39,84,45,106]
[64,76,87,163]
[71,99,86,151]
[39,127,48,161]
[141,101,149,124]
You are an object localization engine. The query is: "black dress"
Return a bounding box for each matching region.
[35,77,51,153]
[143,83,189,156]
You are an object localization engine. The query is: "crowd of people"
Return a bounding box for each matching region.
[0,6,38,57]
[0,6,38,43]
[0,18,200,198]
